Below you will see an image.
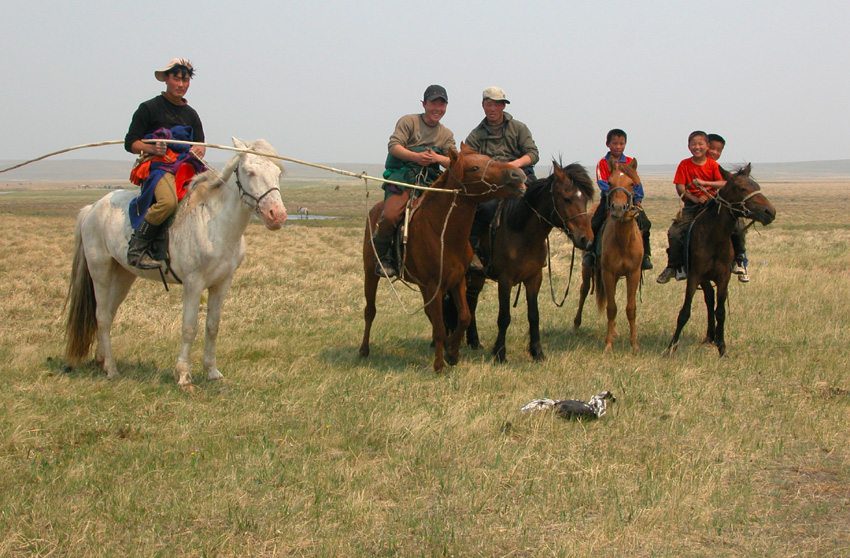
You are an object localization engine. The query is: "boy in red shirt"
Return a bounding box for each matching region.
[585,128,653,270]
[656,130,726,283]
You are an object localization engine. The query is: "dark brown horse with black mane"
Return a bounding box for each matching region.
[665,164,775,356]
[359,144,527,372]
[574,159,644,352]
[455,161,594,362]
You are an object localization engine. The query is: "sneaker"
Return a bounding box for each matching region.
[641,255,653,270]
[469,254,485,272]
[656,267,677,284]
[675,267,687,281]
[738,268,750,283]
[731,261,746,275]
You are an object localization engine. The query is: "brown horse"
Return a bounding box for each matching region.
[665,164,776,356]
[462,161,595,362]
[359,144,527,372]
[573,159,643,352]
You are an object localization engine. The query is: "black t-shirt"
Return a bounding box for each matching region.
[124,94,205,152]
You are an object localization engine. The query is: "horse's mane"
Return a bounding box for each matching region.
[503,160,593,230]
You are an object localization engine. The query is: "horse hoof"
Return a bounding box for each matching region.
[468,340,482,350]
[446,354,459,366]
[359,346,370,358]
[207,369,223,381]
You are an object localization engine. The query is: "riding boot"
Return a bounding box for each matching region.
[127,220,163,269]
[641,231,653,270]
[372,232,397,278]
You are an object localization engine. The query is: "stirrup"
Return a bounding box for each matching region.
[130,252,163,270]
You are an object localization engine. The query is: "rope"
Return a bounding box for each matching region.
[0,140,125,174]
[0,139,461,195]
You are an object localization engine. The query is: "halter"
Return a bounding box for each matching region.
[715,189,763,218]
[606,185,637,220]
[233,162,281,212]
[449,157,504,197]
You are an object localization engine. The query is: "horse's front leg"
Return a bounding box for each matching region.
[492,280,513,363]
[203,277,233,381]
[465,272,486,349]
[175,281,204,386]
[422,285,447,372]
[359,259,380,358]
[446,281,471,365]
[573,262,592,330]
[625,268,641,353]
[603,270,619,353]
[525,272,544,361]
[664,278,699,356]
[701,280,716,345]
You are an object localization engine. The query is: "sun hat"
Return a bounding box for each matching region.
[423,84,448,102]
[482,86,510,103]
[154,58,194,82]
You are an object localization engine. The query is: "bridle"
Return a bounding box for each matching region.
[606,185,637,221]
[233,162,281,212]
[447,157,507,197]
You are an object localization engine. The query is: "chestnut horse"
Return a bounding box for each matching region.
[665,164,776,356]
[462,161,595,362]
[359,145,527,372]
[573,159,643,352]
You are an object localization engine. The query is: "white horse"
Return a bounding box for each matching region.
[64,138,288,386]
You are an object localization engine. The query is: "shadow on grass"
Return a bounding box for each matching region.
[45,355,189,386]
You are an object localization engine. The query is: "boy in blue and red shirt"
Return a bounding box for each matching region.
[584,128,653,270]
[656,130,726,283]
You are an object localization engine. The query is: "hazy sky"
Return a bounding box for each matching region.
[2,0,848,168]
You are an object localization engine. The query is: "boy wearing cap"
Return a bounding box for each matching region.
[373,85,456,278]
[124,58,206,269]
[465,86,539,271]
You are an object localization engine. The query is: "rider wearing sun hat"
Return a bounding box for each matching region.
[124,58,206,269]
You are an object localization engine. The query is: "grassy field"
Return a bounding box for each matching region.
[1,172,848,557]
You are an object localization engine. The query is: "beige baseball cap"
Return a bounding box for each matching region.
[154,58,194,82]
[482,86,510,103]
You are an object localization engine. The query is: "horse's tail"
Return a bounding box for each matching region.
[594,261,606,312]
[64,207,97,366]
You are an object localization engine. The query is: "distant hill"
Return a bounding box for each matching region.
[3,158,850,183]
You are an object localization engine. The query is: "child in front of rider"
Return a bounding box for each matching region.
[584,128,653,270]
[656,130,726,283]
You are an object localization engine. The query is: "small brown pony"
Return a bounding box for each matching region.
[573,159,643,352]
[359,144,527,372]
[461,161,595,362]
[665,164,775,356]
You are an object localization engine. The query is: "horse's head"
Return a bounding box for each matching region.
[607,159,640,222]
[550,160,594,250]
[220,138,288,229]
[445,143,527,199]
[719,164,776,226]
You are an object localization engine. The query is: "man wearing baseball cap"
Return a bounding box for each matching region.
[123,58,206,269]
[466,86,539,271]
[372,84,457,278]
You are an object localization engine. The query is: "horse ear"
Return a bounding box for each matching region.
[628,157,638,170]
[232,137,247,150]
[552,160,565,180]
[719,166,731,181]
[741,162,752,176]
[459,142,476,155]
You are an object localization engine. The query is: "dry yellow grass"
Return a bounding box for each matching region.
[0,175,848,556]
